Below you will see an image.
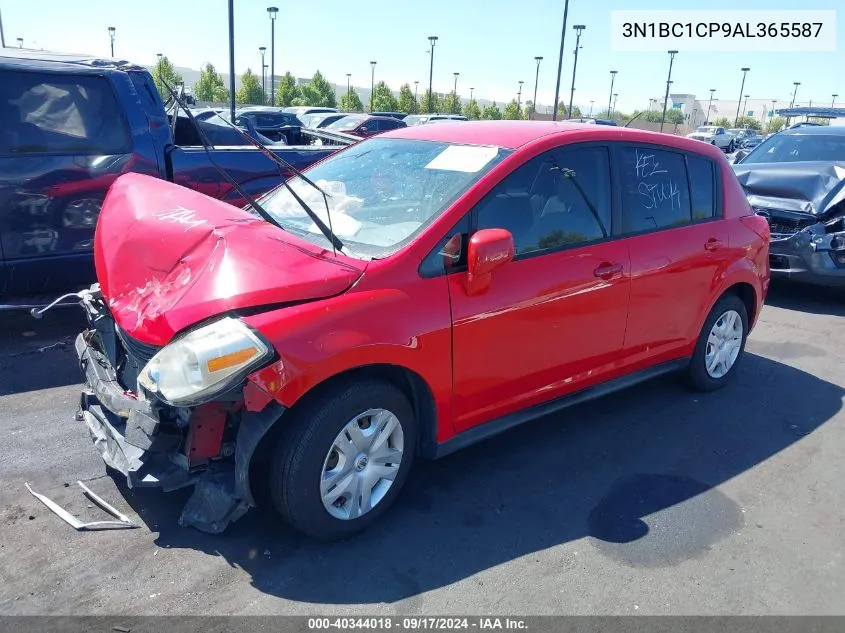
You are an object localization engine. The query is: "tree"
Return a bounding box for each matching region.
[441,92,461,115]
[195,63,227,102]
[766,116,785,134]
[398,83,417,114]
[236,68,265,105]
[482,102,502,120]
[420,90,441,114]
[556,101,582,119]
[275,72,301,108]
[339,90,364,112]
[503,99,522,120]
[152,56,183,99]
[371,81,399,112]
[463,99,481,120]
[734,116,762,131]
[713,117,732,128]
[298,71,337,107]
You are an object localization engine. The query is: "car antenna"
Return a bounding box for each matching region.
[161,79,343,254]
[623,110,646,128]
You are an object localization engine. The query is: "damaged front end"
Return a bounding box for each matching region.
[76,285,283,533]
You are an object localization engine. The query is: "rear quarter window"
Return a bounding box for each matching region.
[686,154,716,220]
[0,70,131,155]
[619,146,692,233]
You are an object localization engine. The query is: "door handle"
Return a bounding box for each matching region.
[704,238,723,252]
[593,262,623,279]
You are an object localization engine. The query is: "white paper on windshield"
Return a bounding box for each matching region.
[425,145,499,173]
[307,211,362,238]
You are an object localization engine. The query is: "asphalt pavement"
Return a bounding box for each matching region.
[1,282,843,615]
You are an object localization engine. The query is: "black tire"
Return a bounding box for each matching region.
[686,294,749,392]
[269,379,416,540]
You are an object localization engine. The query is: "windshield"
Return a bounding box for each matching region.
[696,126,717,133]
[257,138,510,259]
[327,115,366,130]
[740,133,845,164]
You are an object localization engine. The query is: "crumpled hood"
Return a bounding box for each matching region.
[95,173,365,346]
[732,161,845,216]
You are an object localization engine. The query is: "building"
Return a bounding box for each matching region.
[646,93,786,129]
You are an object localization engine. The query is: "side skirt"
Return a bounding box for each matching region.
[433,358,690,459]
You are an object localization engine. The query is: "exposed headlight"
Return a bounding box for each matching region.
[138,317,272,406]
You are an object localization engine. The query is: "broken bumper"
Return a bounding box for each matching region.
[75,332,282,533]
[769,231,845,288]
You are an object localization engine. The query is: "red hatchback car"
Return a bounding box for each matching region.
[71,121,770,540]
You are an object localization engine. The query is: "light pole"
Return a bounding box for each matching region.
[517,80,524,115]
[706,88,715,125]
[469,87,474,102]
[589,100,594,116]
[370,61,377,111]
[17,37,23,48]
[414,80,419,110]
[267,7,278,106]
[790,82,800,108]
[567,24,585,120]
[259,47,267,100]
[227,0,235,121]
[742,94,749,121]
[607,70,617,118]
[551,0,570,121]
[659,50,678,132]
[834,94,839,108]
[734,67,750,126]
[613,93,618,117]
[346,73,351,102]
[453,72,459,96]
[156,52,163,94]
[532,56,543,117]
[108,27,115,57]
[427,36,438,113]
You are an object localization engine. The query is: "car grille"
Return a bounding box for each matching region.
[754,210,816,240]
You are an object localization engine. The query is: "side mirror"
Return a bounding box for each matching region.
[465,228,515,295]
[360,126,369,133]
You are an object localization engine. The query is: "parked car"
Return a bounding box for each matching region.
[283,106,338,118]
[686,126,736,152]
[370,111,408,121]
[325,114,407,137]
[65,121,769,540]
[191,108,225,121]
[233,107,304,142]
[743,133,764,149]
[0,50,352,307]
[404,114,468,125]
[732,125,845,288]
[300,112,350,129]
[727,128,758,148]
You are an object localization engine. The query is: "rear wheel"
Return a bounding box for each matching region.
[269,379,416,540]
[686,294,748,392]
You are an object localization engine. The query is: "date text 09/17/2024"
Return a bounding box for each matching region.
[622,22,823,39]
[307,617,528,630]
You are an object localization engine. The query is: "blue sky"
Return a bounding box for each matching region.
[2,0,841,113]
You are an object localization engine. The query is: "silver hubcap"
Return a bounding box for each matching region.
[705,309,743,379]
[320,408,404,521]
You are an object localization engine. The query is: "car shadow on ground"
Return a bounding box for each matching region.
[116,352,843,606]
[764,280,845,317]
[0,309,86,396]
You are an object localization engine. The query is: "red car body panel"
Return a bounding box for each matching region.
[93,122,769,450]
[94,173,365,346]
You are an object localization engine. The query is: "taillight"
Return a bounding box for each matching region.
[740,214,770,241]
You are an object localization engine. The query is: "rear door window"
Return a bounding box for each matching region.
[618,146,692,233]
[0,70,131,155]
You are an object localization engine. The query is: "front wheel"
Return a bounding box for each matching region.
[269,379,416,540]
[686,294,749,392]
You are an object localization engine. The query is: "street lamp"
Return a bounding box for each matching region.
[469,87,474,102]
[259,47,267,100]
[427,36,438,113]
[551,0,570,121]
[742,94,750,121]
[453,72,459,96]
[346,73,351,102]
[267,7,278,106]
[567,24,586,120]
[532,56,543,117]
[370,61,377,111]
[613,93,618,117]
[734,67,750,127]
[790,82,800,108]
[414,80,419,109]
[834,94,839,108]
[660,50,678,132]
[589,100,594,116]
[108,27,115,58]
[517,80,524,115]
[607,70,617,118]
[706,88,715,125]
[17,37,23,48]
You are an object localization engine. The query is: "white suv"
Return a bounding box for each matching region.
[686,126,736,152]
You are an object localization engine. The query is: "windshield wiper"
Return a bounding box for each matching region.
[160,80,288,235]
[202,104,344,253]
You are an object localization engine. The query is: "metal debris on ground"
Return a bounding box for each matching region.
[25,480,139,531]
